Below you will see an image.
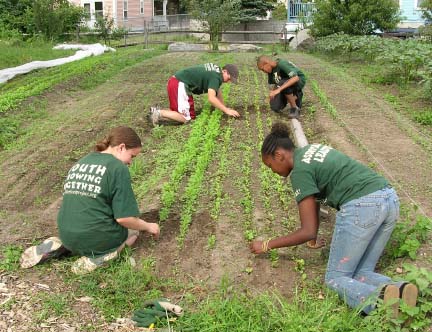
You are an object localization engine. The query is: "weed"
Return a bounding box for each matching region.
[174,284,408,332]
[129,158,145,180]
[269,249,279,268]
[207,234,216,250]
[244,229,257,241]
[396,264,432,330]
[294,258,307,280]
[64,250,162,321]
[151,125,166,139]
[0,245,22,272]
[34,292,70,323]
[386,205,431,260]
[414,110,432,126]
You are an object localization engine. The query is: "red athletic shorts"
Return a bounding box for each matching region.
[167,76,196,120]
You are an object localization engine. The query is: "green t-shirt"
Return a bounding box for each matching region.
[268,59,306,89]
[174,63,223,95]
[290,144,388,210]
[57,152,140,257]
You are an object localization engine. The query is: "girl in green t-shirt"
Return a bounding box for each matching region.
[20,126,160,274]
[250,122,417,317]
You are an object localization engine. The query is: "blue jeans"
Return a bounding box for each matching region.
[325,186,401,314]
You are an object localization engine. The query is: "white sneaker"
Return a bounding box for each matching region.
[150,107,161,126]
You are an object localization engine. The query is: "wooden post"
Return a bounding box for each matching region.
[144,21,149,49]
[290,118,308,148]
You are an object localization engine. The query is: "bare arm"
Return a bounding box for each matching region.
[269,76,300,99]
[250,196,319,254]
[117,217,160,239]
[216,88,224,105]
[208,88,240,118]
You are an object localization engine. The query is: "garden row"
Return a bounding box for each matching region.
[313,34,432,101]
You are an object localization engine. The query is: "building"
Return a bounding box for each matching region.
[69,0,182,30]
[399,0,428,28]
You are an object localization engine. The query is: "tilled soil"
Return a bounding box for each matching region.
[0,51,430,331]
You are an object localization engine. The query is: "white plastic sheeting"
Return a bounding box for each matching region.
[0,43,115,84]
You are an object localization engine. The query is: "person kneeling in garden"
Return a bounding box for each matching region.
[20,126,160,274]
[250,122,418,316]
[149,63,240,126]
[257,55,305,119]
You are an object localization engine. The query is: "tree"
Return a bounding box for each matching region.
[272,2,288,21]
[0,0,33,33]
[238,0,274,40]
[238,0,274,21]
[187,0,241,50]
[419,0,432,21]
[29,0,85,40]
[310,0,401,37]
[94,15,114,45]
[419,0,432,40]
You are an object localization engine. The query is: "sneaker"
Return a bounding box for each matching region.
[287,107,300,119]
[71,250,118,275]
[20,237,69,268]
[382,284,400,318]
[399,283,418,308]
[150,106,161,126]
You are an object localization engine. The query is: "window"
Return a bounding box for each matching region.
[95,2,103,19]
[140,0,144,14]
[83,3,90,20]
[123,0,128,19]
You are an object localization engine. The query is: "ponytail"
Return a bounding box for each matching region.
[261,122,295,156]
[95,126,142,152]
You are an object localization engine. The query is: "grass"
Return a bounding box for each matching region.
[61,249,164,322]
[0,244,22,272]
[33,292,71,323]
[174,278,419,332]
[0,45,164,149]
[0,38,75,70]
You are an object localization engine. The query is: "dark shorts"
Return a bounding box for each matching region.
[269,79,304,112]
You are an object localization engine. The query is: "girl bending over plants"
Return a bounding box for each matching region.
[250,122,417,316]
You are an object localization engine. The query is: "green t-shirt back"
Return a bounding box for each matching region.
[174,63,223,95]
[290,144,388,210]
[57,152,140,257]
[268,59,306,89]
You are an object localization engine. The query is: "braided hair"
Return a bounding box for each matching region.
[95,126,142,152]
[261,122,295,156]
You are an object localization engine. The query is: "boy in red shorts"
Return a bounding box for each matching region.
[150,63,240,125]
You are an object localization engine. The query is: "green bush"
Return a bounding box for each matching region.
[27,0,86,40]
[310,0,401,37]
[386,206,431,260]
[272,3,288,21]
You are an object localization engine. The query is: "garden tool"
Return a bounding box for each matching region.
[132,298,183,328]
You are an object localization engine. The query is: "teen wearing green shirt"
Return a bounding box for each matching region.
[250,122,418,316]
[20,126,160,274]
[257,55,306,119]
[150,63,240,125]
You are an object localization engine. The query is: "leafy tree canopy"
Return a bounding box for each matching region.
[420,0,432,21]
[186,0,242,49]
[272,2,288,21]
[0,0,33,32]
[310,0,401,37]
[238,0,274,22]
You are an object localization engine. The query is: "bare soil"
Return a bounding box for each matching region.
[0,51,430,331]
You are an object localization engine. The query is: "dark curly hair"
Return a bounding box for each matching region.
[261,122,295,156]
